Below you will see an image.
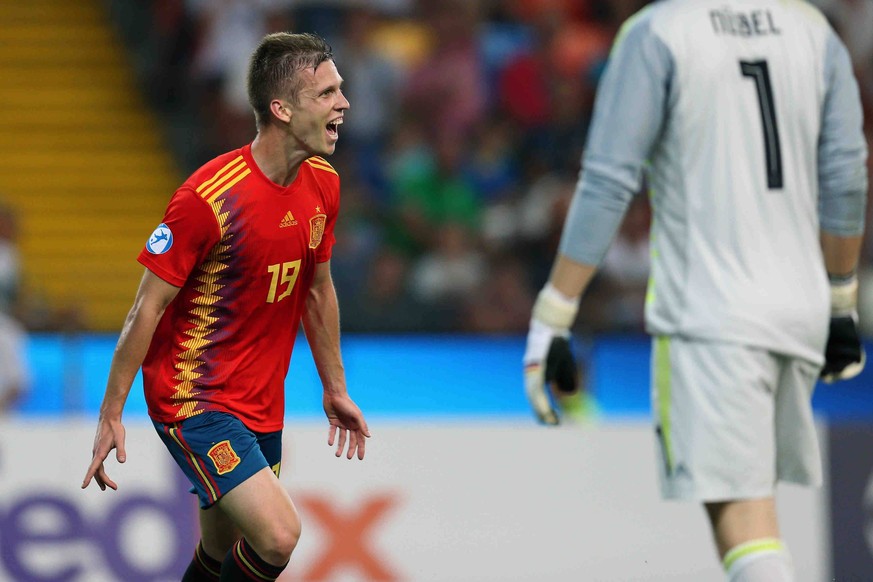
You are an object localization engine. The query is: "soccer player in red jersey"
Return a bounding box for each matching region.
[82,33,370,582]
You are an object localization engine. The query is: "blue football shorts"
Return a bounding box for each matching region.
[153,411,283,508]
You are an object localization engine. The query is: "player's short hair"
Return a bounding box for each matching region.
[247,32,334,128]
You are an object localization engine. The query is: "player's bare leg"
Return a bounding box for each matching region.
[181,496,248,581]
[180,504,242,580]
[706,498,779,554]
[199,505,242,560]
[706,498,793,581]
[214,466,301,580]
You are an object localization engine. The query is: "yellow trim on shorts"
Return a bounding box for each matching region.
[168,426,218,502]
[723,538,784,572]
[654,336,674,472]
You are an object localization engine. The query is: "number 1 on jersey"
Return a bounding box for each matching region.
[740,60,783,189]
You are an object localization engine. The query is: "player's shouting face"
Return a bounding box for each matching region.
[286,60,349,157]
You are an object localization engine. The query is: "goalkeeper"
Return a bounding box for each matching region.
[523,1,867,581]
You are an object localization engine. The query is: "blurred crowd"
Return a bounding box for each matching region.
[128,0,649,335]
[107,0,873,335]
[0,205,28,411]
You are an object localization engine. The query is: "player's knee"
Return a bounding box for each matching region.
[283,514,302,552]
[259,514,302,565]
[261,530,300,565]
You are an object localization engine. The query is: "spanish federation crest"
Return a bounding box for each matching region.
[309,213,327,249]
[207,440,241,475]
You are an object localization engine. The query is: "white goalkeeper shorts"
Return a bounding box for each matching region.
[650,335,822,502]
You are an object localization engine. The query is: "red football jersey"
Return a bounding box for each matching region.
[138,144,339,432]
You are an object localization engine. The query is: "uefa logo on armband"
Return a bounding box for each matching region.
[146,223,174,254]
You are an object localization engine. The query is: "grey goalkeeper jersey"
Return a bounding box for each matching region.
[559,0,867,364]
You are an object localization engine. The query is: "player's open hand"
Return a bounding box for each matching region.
[82,417,127,491]
[324,393,370,460]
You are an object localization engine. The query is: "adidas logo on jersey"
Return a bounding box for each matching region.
[279,211,297,228]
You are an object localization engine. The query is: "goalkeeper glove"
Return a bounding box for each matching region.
[821,273,866,383]
[523,284,580,425]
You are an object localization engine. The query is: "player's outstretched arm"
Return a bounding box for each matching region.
[82,269,180,490]
[303,260,371,459]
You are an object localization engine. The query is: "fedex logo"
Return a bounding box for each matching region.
[289,494,400,581]
[0,470,400,581]
[0,469,196,582]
